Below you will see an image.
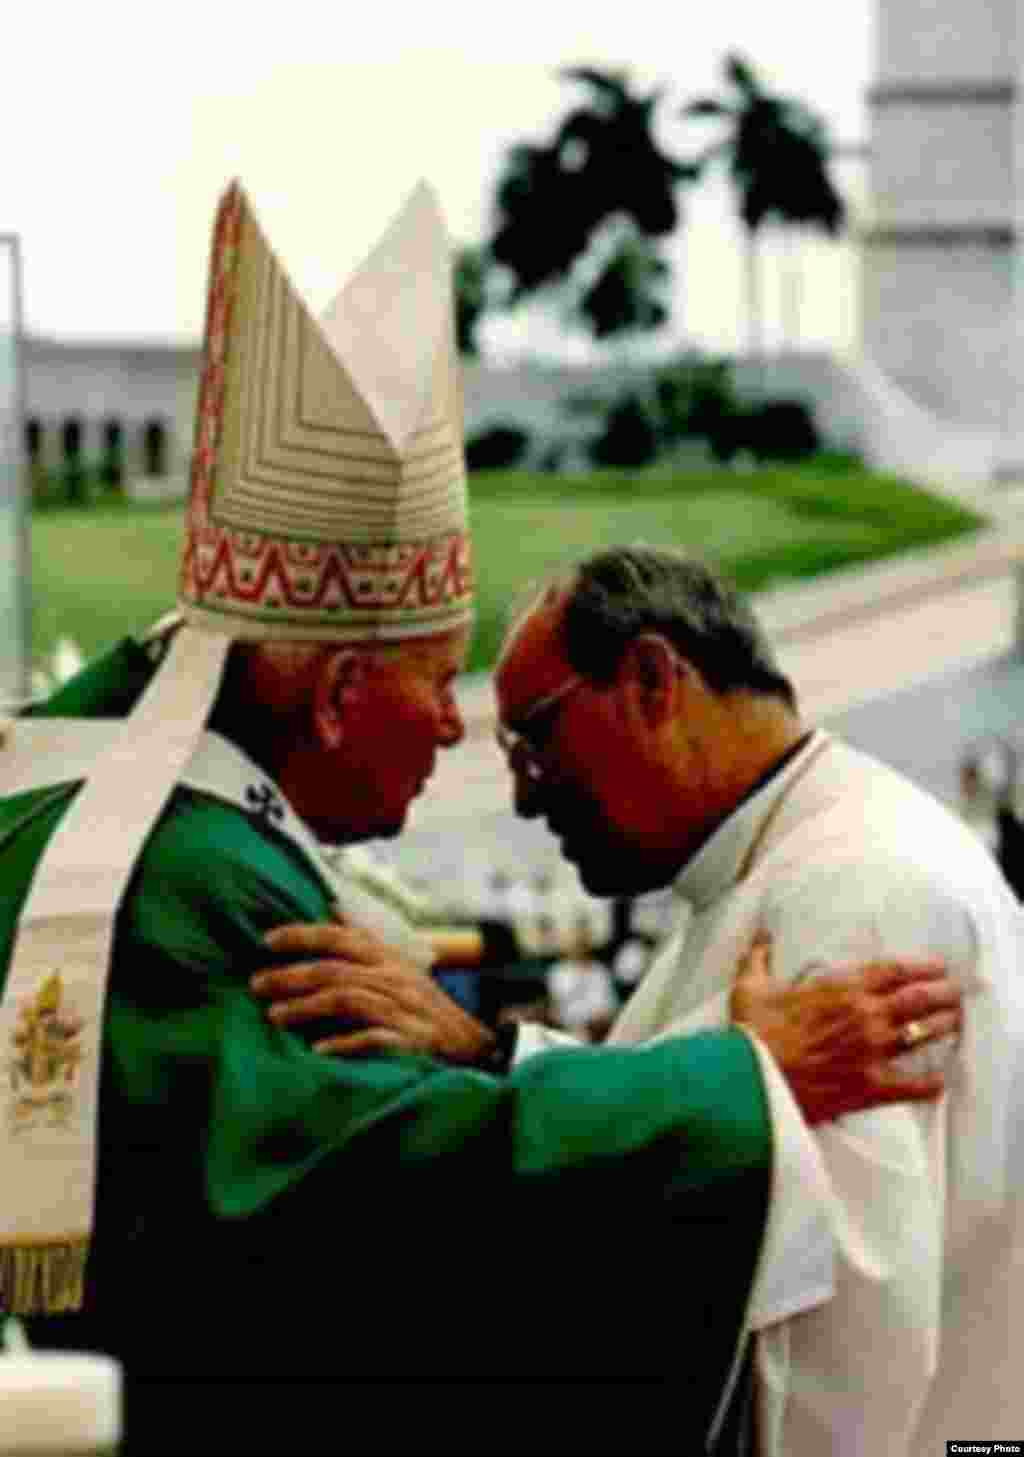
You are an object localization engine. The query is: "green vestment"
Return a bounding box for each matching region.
[2,642,772,1448]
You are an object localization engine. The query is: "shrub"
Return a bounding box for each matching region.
[654,359,739,444]
[588,393,660,468]
[748,400,820,461]
[466,424,532,473]
[707,398,820,464]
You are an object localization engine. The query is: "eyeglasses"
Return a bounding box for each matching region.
[496,638,685,785]
[495,674,586,785]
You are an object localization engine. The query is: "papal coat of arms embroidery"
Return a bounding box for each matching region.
[7,972,84,1131]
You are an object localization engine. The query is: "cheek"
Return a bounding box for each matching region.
[582,773,636,837]
[393,701,441,765]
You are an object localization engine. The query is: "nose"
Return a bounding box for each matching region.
[439,696,465,749]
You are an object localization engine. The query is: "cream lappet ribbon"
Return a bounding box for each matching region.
[0,627,231,1315]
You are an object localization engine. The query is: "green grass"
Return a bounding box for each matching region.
[31,500,183,669]
[29,462,985,675]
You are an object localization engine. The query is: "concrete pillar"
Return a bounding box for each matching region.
[865,0,1020,453]
[994,60,1024,482]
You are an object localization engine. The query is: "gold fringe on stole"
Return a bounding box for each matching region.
[0,1238,89,1315]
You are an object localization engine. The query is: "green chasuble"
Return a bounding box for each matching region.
[2,642,773,1448]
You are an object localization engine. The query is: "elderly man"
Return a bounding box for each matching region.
[1,187,960,1452]
[261,546,1023,1452]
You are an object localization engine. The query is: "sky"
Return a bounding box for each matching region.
[0,1,874,356]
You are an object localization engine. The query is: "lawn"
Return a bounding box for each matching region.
[29,460,985,675]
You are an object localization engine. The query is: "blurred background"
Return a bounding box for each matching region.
[3,0,1024,1028]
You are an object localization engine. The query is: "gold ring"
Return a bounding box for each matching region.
[902,1019,927,1050]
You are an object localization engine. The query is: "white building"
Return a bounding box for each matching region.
[22,336,200,480]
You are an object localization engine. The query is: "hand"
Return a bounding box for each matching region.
[250,921,496,1065]
[730,933,963,1124]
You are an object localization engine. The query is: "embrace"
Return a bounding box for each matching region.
[2,181,1021,1457]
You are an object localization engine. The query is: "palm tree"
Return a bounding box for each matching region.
[489,139,591,299]
[682,53,844,360]
[453,245,489,358]
[489,67,694,344]
[577,227,672,341]
[553,68,693,245]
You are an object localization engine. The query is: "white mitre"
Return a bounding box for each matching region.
[181,179,471,642]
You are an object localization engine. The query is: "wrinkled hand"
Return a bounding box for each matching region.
[251,922,496,1064]
[731,933,963,1124]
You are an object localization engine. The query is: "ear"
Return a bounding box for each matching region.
[311,649,365,750]
[619,634,690,727]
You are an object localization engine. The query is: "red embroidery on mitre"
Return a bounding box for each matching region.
[183,526,473,621]
[185,185,243,541]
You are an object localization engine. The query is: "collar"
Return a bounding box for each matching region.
[673,730,826,910]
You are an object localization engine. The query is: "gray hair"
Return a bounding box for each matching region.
[556,545,796,707]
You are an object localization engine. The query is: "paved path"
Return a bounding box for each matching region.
[780,571,1018,724]
[833,650,1024,805]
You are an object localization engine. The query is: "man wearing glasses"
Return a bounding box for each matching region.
[259,545,1023,1454]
